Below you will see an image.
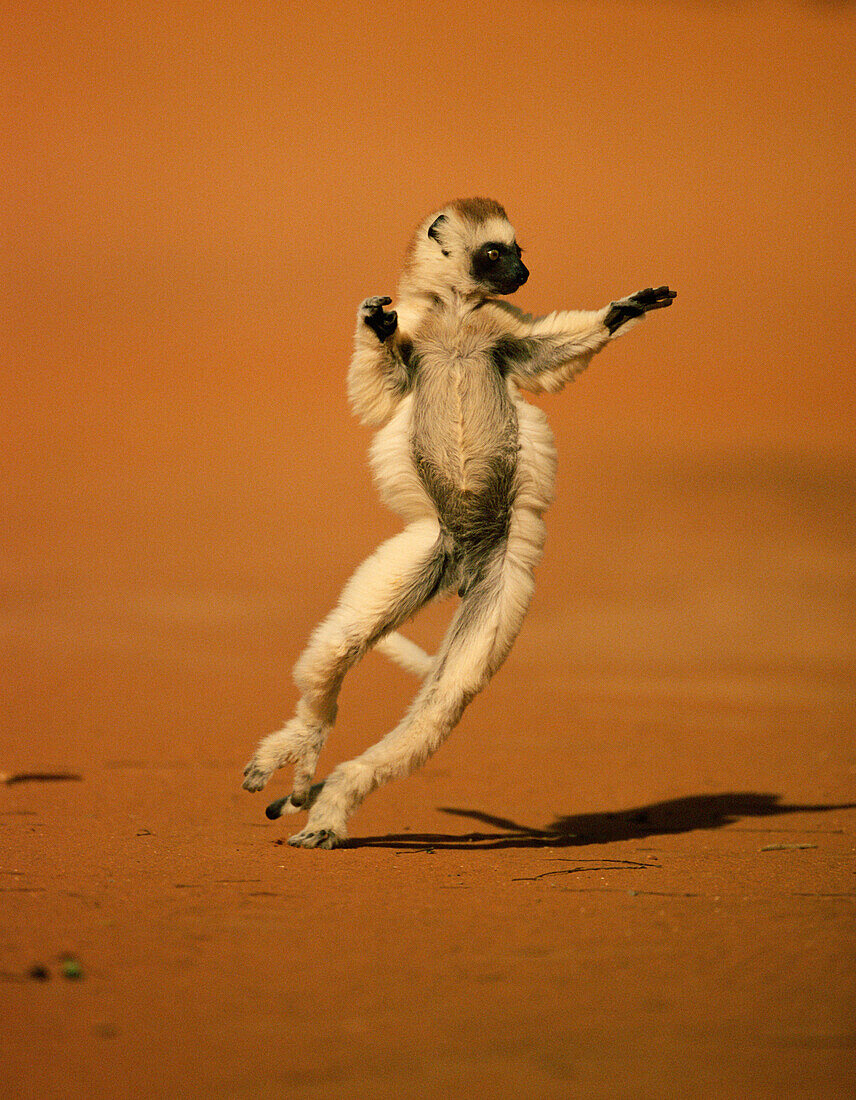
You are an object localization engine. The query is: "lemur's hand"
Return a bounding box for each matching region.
[604,286,676,335]
[360,296,398,342]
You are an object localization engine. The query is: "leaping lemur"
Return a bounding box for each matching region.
[243,197,676,848]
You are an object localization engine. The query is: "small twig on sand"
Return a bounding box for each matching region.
[759,843,818,852]
[513,858,655,882]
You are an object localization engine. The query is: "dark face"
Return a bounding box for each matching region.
[471,240,529,295]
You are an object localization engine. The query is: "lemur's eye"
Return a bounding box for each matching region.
[486,249,500,261]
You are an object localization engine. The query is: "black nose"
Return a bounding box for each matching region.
[516,262,529,285]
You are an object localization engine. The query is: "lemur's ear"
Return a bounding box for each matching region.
[427,215,447,244]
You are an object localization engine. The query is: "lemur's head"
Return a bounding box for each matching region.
[401,198,529,300]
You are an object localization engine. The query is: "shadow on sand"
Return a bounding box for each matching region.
[342,792,855,850]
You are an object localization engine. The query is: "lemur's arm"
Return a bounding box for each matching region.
[489,286,675,395]
[347,296,415,426]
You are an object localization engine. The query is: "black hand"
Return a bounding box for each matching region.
[360,296,398,342]
[630,286,677,310]
[604,286,676,334]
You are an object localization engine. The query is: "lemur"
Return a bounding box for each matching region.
[243,197,675,848]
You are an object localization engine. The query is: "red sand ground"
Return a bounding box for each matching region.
[2,3,854,1097]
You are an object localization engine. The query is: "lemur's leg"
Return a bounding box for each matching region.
[242,518,451,803]
[287,507,546,849]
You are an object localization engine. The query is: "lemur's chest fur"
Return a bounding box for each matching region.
[408,306,519,543]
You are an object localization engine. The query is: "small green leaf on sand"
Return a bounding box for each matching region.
[60,957,83,980]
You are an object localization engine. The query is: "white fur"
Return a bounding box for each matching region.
[243,199,669,847]
[374,632,433,678]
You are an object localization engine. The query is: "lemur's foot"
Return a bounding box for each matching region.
[242,717,325,795]
[287,825,346,850]
[360,296,397,342]
[605,286,676,334]
[265,781,325,819]
[242,760,274,792]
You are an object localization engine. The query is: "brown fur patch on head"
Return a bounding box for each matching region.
[403,198,508,264]
[447,197,508,226]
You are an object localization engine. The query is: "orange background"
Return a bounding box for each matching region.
[4,0,855,601]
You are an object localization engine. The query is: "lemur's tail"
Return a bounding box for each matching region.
[374,632,433,678]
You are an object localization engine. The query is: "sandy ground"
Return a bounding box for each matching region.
[2,445,854,1098]
[2,2,855,1097]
